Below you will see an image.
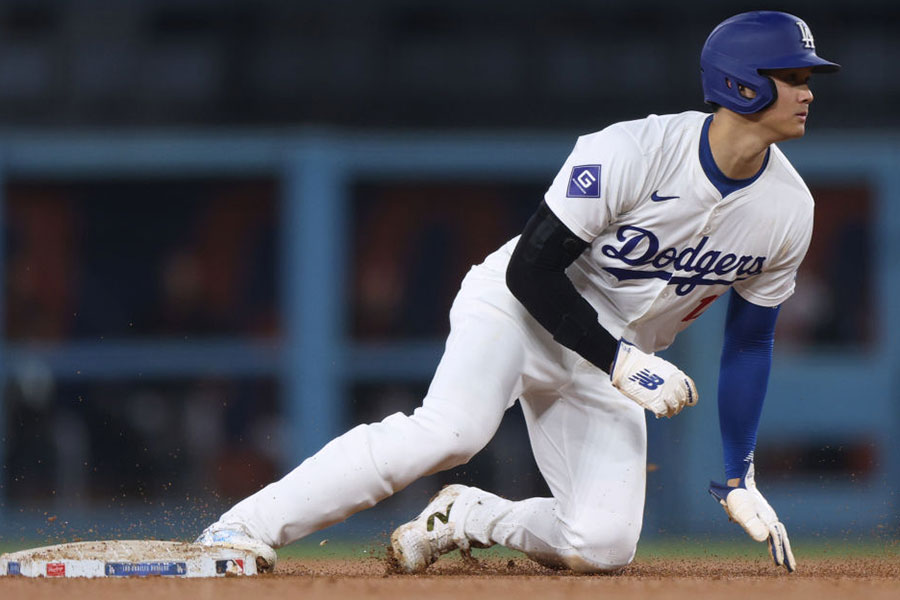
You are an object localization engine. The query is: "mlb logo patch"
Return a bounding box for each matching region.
[567,165,601,198]
[216,559,245,575]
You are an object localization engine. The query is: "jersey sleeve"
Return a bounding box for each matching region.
[733,207,813,307]
[544,125,649,243]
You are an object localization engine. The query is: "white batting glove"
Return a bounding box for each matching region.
[709,462,796,573]
[609,340,698,418]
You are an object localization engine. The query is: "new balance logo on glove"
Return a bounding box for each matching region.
[610,340,698,418]
[629,369,664,390]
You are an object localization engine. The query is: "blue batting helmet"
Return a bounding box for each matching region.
[700,11,840,114]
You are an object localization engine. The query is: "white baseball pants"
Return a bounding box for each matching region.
[217,261,647,572]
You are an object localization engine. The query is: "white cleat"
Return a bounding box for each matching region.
[195,523,277,573]
[391,484,473,573]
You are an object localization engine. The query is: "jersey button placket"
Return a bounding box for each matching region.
[701,208,716,235]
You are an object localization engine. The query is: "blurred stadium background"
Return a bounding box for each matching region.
[0,0,897,548]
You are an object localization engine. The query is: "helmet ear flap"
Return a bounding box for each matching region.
[766,77,777,107]
[701,61,776,114]
[733,77,778,112]
[756,76,778,111]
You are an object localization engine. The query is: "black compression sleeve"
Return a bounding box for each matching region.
[506,200,618,372]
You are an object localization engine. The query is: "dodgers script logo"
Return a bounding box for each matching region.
[601,225,766,295]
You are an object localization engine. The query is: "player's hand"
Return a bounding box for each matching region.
[709,462,796,573]
[609,340,698,418]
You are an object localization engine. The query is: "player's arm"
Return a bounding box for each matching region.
[505,199,618,370]
[708,290,796,572]
[506,201,697,417]
[717,290,779,479]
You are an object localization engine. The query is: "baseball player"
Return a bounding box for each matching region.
[196,11,839,574]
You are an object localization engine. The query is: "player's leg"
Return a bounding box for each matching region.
[452,361,647,572]
[201,274,530,549]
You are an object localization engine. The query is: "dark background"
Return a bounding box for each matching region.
[0,0,886,130]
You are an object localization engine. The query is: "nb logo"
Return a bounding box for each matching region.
[795,20,815,49]
[629,369,664,390]
[426,502,454,532]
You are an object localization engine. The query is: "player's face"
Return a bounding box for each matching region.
[755,67,815,141]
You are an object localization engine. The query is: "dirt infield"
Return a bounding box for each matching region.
[2,554,898,600]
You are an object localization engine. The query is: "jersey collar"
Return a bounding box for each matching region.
[699,114,770,198]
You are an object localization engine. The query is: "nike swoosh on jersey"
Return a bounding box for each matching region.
[650,191,680,202]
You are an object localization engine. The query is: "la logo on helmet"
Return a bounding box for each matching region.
[796,21,815,49]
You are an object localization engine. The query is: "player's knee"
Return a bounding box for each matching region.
[560,519,639,572]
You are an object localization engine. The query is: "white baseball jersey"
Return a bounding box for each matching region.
[485,110,813,352]
[210,110,814,574]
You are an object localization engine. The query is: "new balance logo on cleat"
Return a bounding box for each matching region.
[390,484,470,573]
[629,369,664,390]
[426,503,453,532]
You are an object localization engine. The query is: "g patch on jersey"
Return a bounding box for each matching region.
[567,165,601,198]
